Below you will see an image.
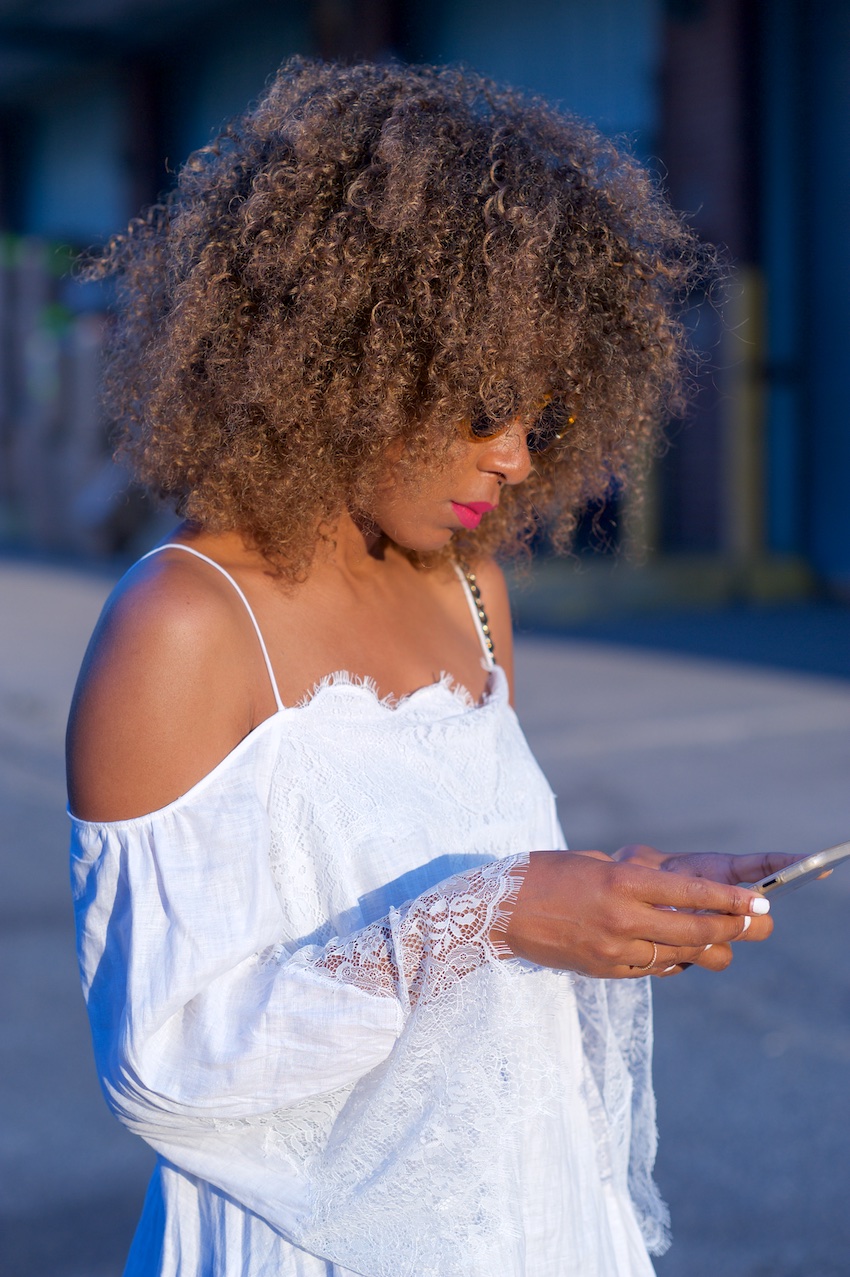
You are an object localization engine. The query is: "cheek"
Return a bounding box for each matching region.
[368,440,479,540]
[368,480,452,550]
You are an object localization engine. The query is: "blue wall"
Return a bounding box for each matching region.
[22,70,128,245]
[761,0,805,558]
[167,5,312,162]
[415,0,660,145]
[14,0,662,246]
[805,0,850,587]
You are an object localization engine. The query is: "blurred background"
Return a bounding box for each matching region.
[1,0,850,611]
[1,3,849,1276]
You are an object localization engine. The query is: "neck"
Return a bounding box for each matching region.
[175,512,417,585]
[314,508,390,575]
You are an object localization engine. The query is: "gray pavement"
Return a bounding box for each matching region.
[2,558,849,1277]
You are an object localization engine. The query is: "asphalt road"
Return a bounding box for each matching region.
[2,558,848,1277]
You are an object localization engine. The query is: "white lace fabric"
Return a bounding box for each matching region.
[312,857,529,1007]
[70,665,668,1277]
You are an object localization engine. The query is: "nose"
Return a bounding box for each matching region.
[478,421,533,486]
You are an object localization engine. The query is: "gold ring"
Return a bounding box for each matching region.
[630,941,658,973]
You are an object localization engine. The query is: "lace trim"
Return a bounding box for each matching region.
[294,667,496,715]
[310,856,529,1009]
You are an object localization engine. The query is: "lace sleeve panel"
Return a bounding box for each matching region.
[307,855,530,1011]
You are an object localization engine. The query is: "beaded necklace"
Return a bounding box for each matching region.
[458,562,496,662]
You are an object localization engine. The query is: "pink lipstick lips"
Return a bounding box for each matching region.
[450,501,496,530]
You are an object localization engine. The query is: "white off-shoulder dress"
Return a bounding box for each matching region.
[69,545,669,1277]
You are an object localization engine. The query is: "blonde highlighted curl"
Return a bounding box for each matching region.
[86,58,704,579]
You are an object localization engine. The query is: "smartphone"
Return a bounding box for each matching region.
[747,841,850,898]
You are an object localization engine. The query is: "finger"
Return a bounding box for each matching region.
[659,941,720,969]
[614,843,667,869]
[641,906,769,949]
[648,944,734,975]
[623,864,771,917]
[653,963,684,978]
[722,852,802,883]
[690,941,733,971]
[627,939,660,974]
[637,941,729,974]
[642,914,770,972]
[649,938,739,976]
[627,939,718,975]
[732,913,774,943]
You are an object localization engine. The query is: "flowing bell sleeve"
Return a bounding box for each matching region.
[69,761,532,1273]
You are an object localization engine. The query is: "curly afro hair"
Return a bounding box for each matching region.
[87,57,703,578]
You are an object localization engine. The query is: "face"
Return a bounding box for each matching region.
[369,418,535,553]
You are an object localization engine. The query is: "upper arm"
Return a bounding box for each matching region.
[66,558,259,823]
[470,558,515,705]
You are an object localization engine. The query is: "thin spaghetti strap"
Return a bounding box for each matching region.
[452,562,496,669]
[138,543,286,711]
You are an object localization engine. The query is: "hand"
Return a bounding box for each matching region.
[502,849,773,979]
[612,845,799,976]
[657,849,802,887]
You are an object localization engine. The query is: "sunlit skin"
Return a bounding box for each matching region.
[66,417,795,980]
[369,419,530,549]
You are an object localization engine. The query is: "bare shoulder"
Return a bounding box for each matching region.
[66,551,261,823]
[467,557,516,701]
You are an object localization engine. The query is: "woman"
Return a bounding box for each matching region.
[67,60,782,1277]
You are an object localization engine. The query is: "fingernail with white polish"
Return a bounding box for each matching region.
[740,916,751,933]
[750,897,770,915]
